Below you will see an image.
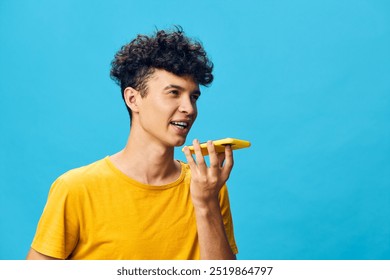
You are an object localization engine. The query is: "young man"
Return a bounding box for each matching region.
[27,27,237,260]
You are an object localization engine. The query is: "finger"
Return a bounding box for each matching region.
[221,145,234,181]
[217,152,226,167]
[192,139,207,170]
[207,140,219,169]
[182,146,197,171]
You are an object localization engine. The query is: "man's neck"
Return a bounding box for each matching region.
[109,132,181,186]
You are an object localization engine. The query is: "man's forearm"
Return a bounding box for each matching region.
[194,200,236,260]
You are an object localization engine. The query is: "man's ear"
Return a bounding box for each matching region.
[123,87,140,113]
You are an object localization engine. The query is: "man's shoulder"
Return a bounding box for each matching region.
[53,157,110,188]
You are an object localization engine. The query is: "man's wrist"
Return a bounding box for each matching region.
[192,196,221,214]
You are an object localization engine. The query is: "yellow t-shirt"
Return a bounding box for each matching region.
[31,157,237,259]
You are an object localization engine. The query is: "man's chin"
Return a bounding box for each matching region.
[173,137,187,147]
[175,141,186,147]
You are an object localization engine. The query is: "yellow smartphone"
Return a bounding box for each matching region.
[183,138,251,156]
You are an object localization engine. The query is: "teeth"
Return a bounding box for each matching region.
[171,121,188,129]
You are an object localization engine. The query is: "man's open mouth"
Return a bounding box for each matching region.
[170,121,189,130]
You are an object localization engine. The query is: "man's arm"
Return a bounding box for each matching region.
[183,140,236,260]
[26,248,59,260]
[193,199,236,259]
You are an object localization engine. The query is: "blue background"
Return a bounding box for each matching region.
[1,0,389,260]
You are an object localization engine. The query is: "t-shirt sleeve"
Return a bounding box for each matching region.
[219,184,238,255]
[31,175,80,259]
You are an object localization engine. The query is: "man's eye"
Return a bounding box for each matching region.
[191,95,200,101]
[169,90,179,95]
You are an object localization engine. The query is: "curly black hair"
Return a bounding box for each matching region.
[110,26,214,118]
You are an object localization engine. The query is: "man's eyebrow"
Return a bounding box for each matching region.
[164,84,201,95]
[164,84,184,91]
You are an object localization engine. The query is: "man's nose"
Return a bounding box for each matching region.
[179,96,196,115]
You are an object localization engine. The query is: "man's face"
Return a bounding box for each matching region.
[133,69,200,147]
